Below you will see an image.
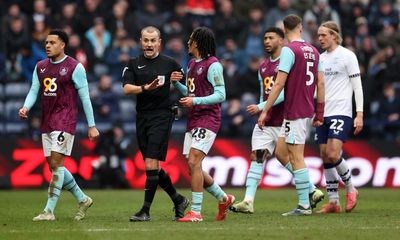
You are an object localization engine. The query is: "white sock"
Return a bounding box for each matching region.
[335,158,356,192]
[324,165,340,204]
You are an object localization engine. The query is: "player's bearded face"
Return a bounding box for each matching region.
[264,33,281,54]
[140,31,161,58]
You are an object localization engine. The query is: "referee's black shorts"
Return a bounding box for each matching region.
[136,109,174,161]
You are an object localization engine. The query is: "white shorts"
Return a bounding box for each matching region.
[42,131,75,157]
[183,128,217,157]
[279,118,311,144]
[251,124,280,154]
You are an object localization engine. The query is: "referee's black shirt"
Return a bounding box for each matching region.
[122,54,184,112]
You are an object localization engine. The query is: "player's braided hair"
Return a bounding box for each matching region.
[191,27,216,59]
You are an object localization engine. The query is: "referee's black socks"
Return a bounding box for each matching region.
[141,169,159,214]
[158,168,184,204]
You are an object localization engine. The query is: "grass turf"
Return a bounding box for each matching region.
[1,188,399,240]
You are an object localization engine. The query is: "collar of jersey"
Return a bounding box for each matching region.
[290,39,305,43]
[50,55,68,64]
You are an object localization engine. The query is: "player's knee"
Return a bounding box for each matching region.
[144,158,159,170]
[325,150,340,164]
[250,151,257,161]
[49,162,61,171]
[187,158,201,172]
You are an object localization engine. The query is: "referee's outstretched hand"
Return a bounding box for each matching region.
[146,78,163,91]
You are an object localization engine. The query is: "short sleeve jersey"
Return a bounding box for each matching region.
[122,54,183,112]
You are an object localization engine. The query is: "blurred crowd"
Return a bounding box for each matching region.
[0,0,399,141]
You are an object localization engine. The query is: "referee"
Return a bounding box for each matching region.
[122,26,188,222]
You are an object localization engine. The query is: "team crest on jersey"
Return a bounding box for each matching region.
[59,67,68,76]
[261,67,266,73]
[274,65,278,73]
[197,66,203,75]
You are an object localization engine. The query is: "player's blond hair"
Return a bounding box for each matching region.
[321,21,342,45]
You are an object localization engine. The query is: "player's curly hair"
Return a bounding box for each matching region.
[49,29,69,48]
[190,27,216,59]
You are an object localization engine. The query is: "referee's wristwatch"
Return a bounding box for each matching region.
[141,85,146,92]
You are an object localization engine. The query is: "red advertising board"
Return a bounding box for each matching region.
[0,138,399,188]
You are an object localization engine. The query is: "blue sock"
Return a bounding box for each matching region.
[293,168,310,209]
[244,161,263,202]
[63,168,87,203]
[205,182,226,202]
[286,162,315,193]
[44,167,65,213]
[191,192,203,213]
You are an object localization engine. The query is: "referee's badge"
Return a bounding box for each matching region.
[157,75,165,85]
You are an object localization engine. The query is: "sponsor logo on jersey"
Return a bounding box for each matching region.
[43,77,58,97]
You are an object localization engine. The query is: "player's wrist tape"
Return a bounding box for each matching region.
[315,102,325,122]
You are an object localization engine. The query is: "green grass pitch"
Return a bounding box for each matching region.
[1,188,399,240]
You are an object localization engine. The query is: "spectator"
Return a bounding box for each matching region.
[54,3,80,32]
[217,37,247,74]
[90,74,120,121]
[77,0,105,35]
[94,120,130,188]
[163,35,189,71]
[163,0,190,40]
[84,17,112,76]
[238,22,265,61]
[303,0,341,28]
[19,42,46,81]
[264,0,297,29]
[136,0,169,31]
[5,16,31,60]
[372,82,400,140]
[106,36,139,81]
[214,0,245,45]
[239,56,261,103]
[368,0,399,35]
[106,1,137,39]
[66,33,94,74]
[30,0,53,29]
[32,16,50,49]
[185,0,215,28]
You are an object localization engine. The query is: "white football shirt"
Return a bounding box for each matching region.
[320,45,361,117]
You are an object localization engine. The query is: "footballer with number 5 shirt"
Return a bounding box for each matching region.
[19,29,99,221]
[258,15,325,216]
[230,27,324,214]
